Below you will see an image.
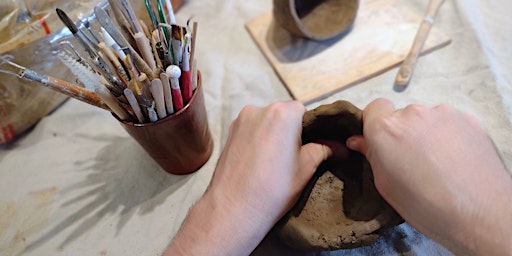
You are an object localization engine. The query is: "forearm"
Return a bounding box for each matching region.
[450,172,512,256]
[347,99,512,256]
[163,102,340,255]
[418,164,512,256]
[164,191,272,256]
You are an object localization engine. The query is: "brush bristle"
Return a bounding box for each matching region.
[56,8,78,34]
[171,25,183,40]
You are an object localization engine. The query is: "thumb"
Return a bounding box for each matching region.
[346,135,369,155]
[299,141,348,179]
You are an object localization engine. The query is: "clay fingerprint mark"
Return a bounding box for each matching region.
[0,187,57,254]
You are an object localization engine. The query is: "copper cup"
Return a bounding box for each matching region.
[117,72,213,175]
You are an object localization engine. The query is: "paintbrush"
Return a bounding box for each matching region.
[164,0,177,25]
[57,51,132,121]
[56,8,125,95]
[394,0,446,89]
[156,0,171,46]
[0,55,108,110]
[116,0,159,73]
[159,72,174,114]
[124,88,146,123]
[56,8,97,60]
[166,65,183,111]
[180,33,192,102]
[94,6,158,79]
[189,21,198,89]
[107,0,138,49]
[171,25,183,65]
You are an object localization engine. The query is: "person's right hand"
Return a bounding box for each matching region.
[346,98,512,255]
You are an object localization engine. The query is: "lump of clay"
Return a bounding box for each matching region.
[275,100,403,251]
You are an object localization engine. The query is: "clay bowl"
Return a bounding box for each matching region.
[273,0,359,40]
[275,101,403,251]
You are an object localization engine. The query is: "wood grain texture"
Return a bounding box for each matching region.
[246,0,451,104]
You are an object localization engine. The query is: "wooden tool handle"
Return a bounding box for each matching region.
[47,77,109,110]
[395,0,445,87]
[20,66,110,110]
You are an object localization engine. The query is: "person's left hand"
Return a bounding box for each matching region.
[166,101,347,255]
[210,101,346,224]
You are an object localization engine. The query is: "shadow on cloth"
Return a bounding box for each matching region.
[18,134,192,254]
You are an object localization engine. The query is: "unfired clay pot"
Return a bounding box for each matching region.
[273,0,359,40]
[275,100,403,251]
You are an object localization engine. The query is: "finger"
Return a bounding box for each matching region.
[298,143,331,181]
[315,140,350,160]
[346,135,369,155]
[267,101,306,126]
[298,141,348,179]
[363,98,396,124]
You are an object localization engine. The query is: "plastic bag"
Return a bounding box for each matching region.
[0,0,103,144]
[0,0,185,144]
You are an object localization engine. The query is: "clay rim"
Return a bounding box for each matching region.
[289,0,360,40]
[275,100,404,250]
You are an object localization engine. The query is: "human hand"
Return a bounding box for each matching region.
[166,101,346,256]
[209,101,345,221]
[346,98,512,255]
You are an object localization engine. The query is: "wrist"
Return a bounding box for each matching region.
[446,174,512,255]
[468,188,512,255]
[165,189,273,256]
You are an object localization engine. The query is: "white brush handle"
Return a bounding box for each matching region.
[134,32,157,70]
[124,88,145,123]
[160,72,174,114]
[395,0,445,87]
[96,84,130,121]
[150,78,167,119]
[147,106,159,122]
[164,0,177,24]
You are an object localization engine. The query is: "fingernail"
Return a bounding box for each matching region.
[346,137,358,149]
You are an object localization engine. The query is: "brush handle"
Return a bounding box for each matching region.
[160,72,174,114]
[147,106,159,122]
[171,39,182,64]
[164,0,177,24]
[22,69,108,110]
[395,0,445,87]
[134,32,157,70]
[181,70,192,103]
[94,6,155,79]
[171,88,184,111]
[150,78,167,119]
[124,88,145,123]
[95,84,131,121]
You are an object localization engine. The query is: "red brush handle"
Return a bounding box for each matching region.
[172,87,184,111]
[181,70,192,103]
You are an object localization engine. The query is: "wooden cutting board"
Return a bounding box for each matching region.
[246,0,451,104]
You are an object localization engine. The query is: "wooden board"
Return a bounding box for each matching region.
[246,0,451,104]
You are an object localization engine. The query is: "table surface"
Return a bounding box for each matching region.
[1,0,511,255]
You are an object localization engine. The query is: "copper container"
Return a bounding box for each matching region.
[117,72,213,175]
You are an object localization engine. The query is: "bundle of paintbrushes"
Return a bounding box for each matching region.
[0,0,198,124]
